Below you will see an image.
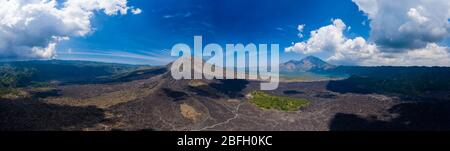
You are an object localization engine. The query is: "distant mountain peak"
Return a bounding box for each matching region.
[303,55,324,61]
[301,56,330,65]
[281,56,336,72]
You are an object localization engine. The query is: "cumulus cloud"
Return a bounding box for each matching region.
[285,19,450,66]
[285,19,380,65]
[297,24,305,38]
[353,0,450,50]
[286,0,450,66]
[286,19,348,54]
[0,0,140,59]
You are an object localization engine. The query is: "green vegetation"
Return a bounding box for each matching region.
[0,65,34,88]
[0,60,148,87]
[0,87,29,99]
[328,66,450,97]
[250,91,309,112]
[29,81,54,87]
[0,87,15,96]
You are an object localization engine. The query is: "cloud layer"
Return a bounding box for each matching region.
[0,0,139,59]
[286,0,450,66]
[354,0,450,50]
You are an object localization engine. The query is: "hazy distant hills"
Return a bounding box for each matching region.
[280,56,336,73]
[279,56,450,97]
[2,58,450,98]
[2,58,450,131]
[0,60,150,87]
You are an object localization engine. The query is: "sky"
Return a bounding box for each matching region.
[0,0,449,66]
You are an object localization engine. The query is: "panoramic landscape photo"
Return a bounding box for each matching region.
[1,0,450,131]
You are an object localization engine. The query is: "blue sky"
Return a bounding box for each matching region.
[56,0,371,65]
[2,0,449,66]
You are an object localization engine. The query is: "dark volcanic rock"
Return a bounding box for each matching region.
[0,98,105,131]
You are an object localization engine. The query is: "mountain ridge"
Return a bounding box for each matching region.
[280,56,336,73]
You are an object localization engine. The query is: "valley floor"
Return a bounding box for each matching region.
[2,70,450,131]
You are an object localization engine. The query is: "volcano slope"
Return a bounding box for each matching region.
[1,63,404,131]
[4,60,450,131]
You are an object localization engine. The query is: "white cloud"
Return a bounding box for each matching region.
[286,19,450,66]
[353,43,450,66]
[163,15,174,19]
[163,12,192,19]
[0,0,140,59]
[352,0,450,50]
[59,49,174,65]
[286,0,450,66]
[285,19,349,54]
[407,7,429,24]
[297,24,305,38]
[131,8,142,15]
